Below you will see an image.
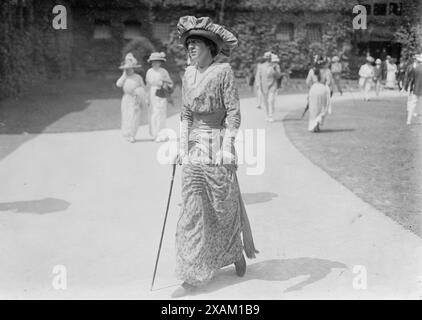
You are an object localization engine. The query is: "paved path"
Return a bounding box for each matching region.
[0,91,421,299]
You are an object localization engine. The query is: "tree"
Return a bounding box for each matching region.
[394,0,422,60]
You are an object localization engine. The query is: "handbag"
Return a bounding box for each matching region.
[155,81,174,98]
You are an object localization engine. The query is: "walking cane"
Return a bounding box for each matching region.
[150,163,177,291]
[301,95,310,119]
[301,103,309,118]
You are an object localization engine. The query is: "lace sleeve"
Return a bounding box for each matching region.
[180,76,192,155]
[222,67,240,156]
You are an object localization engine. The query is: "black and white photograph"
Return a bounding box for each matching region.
[0,0,421,303]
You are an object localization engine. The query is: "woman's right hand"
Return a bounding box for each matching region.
[174,150,188,165]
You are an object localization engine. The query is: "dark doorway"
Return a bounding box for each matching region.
[357,42,402,62]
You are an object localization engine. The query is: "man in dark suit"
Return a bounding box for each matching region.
[404,53,422,125]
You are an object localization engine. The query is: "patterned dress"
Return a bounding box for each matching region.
[176,62,258,286]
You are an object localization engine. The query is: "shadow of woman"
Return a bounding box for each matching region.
[0,198,71,214]
[187,257,347,297]
[317,128,355,133]
[242,192,278,205]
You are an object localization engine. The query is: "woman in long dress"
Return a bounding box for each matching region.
[359,56,375,101]
[308,68,331,132]
[116,53,146,143]
[319,59,334,114]
[146,52,173,142]
[373,59,383,96]
[385,57,398,89]
[172,15,258,297]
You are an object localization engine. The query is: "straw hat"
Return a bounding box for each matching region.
[271,53,280,63]
[119,53,141,69]
[263,51,272,59]
[148,52,166,63]
[177,16,238,56]
[366,56,374,63]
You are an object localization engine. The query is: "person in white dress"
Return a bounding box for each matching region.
[256,51,281,122]
[254,53,270,109]
[358,56,375,101]
[404,54,422,125]
[146,52,174,142]
[116,53,146,143]
[308,68,331,132]
[385,57,398,89]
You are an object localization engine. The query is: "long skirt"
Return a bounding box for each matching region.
[359,77,372,100]
[149,87,168,140]
[407,93,422,122]
[255,85,263,107]
[308,85,330,132]
[176,163,257,287]
[261,85,277,118]
[385,71,396,88]
[121,94,141,139]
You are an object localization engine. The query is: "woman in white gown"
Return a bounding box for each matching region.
[308,68,331,132]
[116,53,146,143]
[385,57,397,89]
[146,52,174,142]
[359,56,375,101]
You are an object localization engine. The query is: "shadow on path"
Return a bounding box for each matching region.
[180,257,347,297]
[278,117,304,122]
[0,198,71,214]
[242,192,278,205]
[135,138,156,143]
[317,128,355,133]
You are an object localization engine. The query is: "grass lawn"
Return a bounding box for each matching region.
[283,96,422,237]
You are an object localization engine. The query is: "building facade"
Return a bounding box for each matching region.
[1,0,418,98]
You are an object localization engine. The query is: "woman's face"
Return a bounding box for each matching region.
[187,37,210,65]
[125,68,134,75]
[152,61,162,69]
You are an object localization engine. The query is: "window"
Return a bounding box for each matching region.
[362,4,372,15]
[389,2,402,15]
[373,3,387,15]
[153,23,170,43]
[23,6,31,28]
[276,23,294,42]
[358,0,372,15]
[123,21,142,40]
[93,20,112,39]
[306,23,322,43]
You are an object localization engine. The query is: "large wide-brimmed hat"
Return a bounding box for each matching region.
[119,53,142,69]
[271,54,280,63]
[366,56,374,63]
[263,51,272,59]
[148,52,166,63]
[177,16,238,56]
